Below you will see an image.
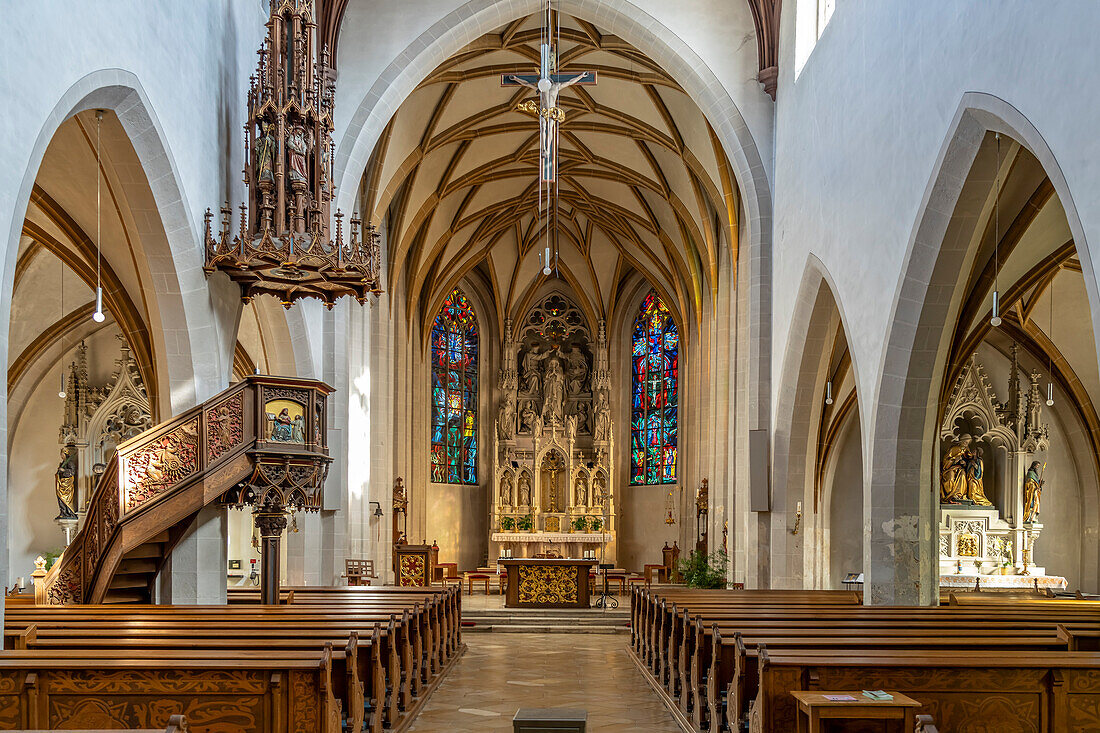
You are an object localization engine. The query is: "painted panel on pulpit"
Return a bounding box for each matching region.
[631,291,678,485]
[431,289,478,484]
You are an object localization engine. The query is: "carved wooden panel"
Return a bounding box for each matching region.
[46,669,268,694]
[44,669,269,731]
[1068,668,1100,693]
[0,672,18,729]
[517,565,578,604]
[1068,694,1100,729]
[47,552,83,605]
[206,392,244,462]
[816,666,1042,693]
[399,555,426,587]
[47,695,263,731]
[761,667,802,732]
[124,418,200,512]
[0,695,18,729]
[290,670,320,731]
[913,693,1040,732]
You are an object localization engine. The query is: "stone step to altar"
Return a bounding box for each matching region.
[462,608,630,634]
[467,623,628,634]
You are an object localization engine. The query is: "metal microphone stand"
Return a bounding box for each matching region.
[593,486,617,609]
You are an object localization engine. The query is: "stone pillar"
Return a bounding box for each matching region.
[368,224,395,583]
[159,504,228,604]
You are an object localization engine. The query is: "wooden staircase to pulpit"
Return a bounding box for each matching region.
[37,375,333,604]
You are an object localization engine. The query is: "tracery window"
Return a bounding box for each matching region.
[430,289,478,484]
[630,291,678,485]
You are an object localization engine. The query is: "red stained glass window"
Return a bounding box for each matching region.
[630,291,678,485]
[431,289,478,484]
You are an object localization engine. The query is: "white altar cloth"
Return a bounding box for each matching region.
[939,573,1067,590]
[491,532,611,543]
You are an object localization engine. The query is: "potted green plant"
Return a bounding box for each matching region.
[589,517,603,532]
[677,549,728,588]
[571,516,587,533]
[517,514,534,532]
[42,547,64,570]
[500,516,516,532]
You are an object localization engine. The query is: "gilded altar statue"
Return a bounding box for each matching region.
[940,435,992,506]
[1023,460,1045,523]
[55,446,78,520]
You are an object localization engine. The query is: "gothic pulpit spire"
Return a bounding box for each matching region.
[205,0,381,309]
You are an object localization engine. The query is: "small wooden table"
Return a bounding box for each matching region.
[790,691,920,732]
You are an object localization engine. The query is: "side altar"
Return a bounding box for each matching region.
[490,295,616,561]
[937,348,1065,590]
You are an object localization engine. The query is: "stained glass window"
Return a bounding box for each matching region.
[430,289,478,484]
[630,291,678,485]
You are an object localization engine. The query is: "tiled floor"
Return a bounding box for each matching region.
[408,633,680,732]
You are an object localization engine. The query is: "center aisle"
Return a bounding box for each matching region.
[407,632,681,732]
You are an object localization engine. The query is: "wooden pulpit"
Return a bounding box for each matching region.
[395,544,434,587]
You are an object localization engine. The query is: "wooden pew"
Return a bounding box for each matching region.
[687,613,1100,731]
[6,588,465,733]
[5,596,457,687]
[12,625,377,733]
[0,647,343,732]
[632,587,1100,732]
[752,647,1100,732]
[711,624,1071,732]
[6,612,423,730]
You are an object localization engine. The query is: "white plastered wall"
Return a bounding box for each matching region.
[773,1,1100,603]
[1,1,271,605]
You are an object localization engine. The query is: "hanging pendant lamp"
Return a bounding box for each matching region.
[92,110,106,323]
[990,133,1003,328]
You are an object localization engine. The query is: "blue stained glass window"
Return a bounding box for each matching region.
[630,291,678,485]
[430,289,478,484]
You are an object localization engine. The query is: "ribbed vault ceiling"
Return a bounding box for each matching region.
[360,13,739,334]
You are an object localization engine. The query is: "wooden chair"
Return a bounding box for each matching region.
[344,558,377,586]
[465,572,491,595]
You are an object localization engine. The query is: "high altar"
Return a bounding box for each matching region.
[937,347,1066,590]
[490,295,615,561]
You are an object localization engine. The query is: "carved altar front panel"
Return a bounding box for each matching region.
[517,564,578,604]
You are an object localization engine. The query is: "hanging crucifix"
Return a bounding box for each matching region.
[501,5,597,183]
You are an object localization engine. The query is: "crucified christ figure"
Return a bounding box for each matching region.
[509,71,590,181]
[507,71,590,115]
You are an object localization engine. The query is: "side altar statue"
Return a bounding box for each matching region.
[490,295,615,561]
[54,338,152,546]
[937,347,1065,591]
